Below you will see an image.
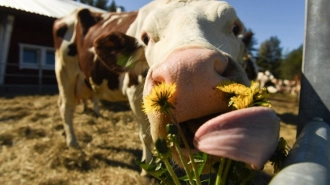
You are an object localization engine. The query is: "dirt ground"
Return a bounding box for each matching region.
[0,93,298,185]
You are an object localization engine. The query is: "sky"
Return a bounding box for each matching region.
[115,0,305,54]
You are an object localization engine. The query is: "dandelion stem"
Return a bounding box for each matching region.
[220,159,231,185]
[174,144,196,185]
[240,174,251,185]
[215,158,226,185]
[163,158,181,185]
[169,111,202,185]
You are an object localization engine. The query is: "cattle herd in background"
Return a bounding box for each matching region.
[257,70,301,97]
[239,51,301,98]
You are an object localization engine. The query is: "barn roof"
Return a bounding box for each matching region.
[0,0,107,18]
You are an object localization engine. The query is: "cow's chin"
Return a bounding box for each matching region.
[148,111,227,174]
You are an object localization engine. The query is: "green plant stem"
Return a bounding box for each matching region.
[240,176,249,185]
[169,111,202,185]
[215,158,226,185]
[163,158,181,185]
[240,171,254,185]
[174,144,196,185]
[220,159,232,185]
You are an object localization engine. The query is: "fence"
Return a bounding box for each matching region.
[270,0,330,184]
[0,62,58,94]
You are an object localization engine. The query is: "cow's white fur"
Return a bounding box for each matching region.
[127,0,244,63]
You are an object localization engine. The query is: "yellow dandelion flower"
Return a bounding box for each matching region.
[143,82,176,114]
[217,81,271,109]
[250,81,261,94]
[217,81,250,96]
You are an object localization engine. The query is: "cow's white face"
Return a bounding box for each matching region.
[127,0,261,169]
[141,1,244,66]
[120,0,278,172]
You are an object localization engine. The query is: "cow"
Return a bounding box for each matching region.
[53,9,153,175]
[54,0,278,175]
[94,0,279,173]
[257,70,279,93]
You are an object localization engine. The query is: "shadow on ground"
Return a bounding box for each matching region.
[277,113,298,125]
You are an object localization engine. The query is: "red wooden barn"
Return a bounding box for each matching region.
[0,0,106,94]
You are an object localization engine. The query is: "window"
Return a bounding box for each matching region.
[19,43,55,70]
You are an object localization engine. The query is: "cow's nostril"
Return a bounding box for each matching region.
[214,57,229,75]
[151,70,166,84]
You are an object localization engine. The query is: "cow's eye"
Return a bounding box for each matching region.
[142,33,150,45]
[232,25,240,36]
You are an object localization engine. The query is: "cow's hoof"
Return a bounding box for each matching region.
[94,112,102,118]
[68,142,80,149]
[139,172,159,185]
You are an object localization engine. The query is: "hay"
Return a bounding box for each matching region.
[0,94,297,185]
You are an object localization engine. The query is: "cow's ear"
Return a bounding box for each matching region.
[241,31,253,47]
[240,32,259,80]
[242,55,258,80]
[94,32,145,72]
[77,8,102,36]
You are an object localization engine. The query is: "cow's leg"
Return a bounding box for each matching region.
[92,95,101,117]
[55,54,80,148]
[126,84,153,176]
[58,78,80,148]
[75,76,101,117]
[139,118,153,176]
[82,98,88,113]
[60,96,79,148]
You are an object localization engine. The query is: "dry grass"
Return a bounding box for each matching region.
[0,93,298,185]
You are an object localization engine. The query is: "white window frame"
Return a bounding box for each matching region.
[19,43,55,70]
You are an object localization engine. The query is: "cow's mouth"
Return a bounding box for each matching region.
[179,112,222,149]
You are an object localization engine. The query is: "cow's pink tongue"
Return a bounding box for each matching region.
[193,107,280,170]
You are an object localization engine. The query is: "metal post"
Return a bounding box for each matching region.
[269,118,330,185]
[298,0,330,135]
[270,0,330,184]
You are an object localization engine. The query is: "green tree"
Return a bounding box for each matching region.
[108,0,117,12]
[79,0,94,6]
[95,0,108,10]
[257,36,282,77]
[244,28,258,54]
[279,45,303,79]
[74,0,120,11]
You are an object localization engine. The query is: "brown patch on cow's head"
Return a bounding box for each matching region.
[77,9,103,36]
[53,21,68,50]
[55,23,68,38]
[67,43,77,56]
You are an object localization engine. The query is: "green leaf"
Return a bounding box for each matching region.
[193,152,208,176]
[117,54,136,69]
[135,159,175,184]
[135,159,166,177]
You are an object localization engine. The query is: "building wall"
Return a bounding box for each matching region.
[5,12,57,85]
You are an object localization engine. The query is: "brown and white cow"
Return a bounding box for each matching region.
[54,0,279,174]
[53,9,153,175]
